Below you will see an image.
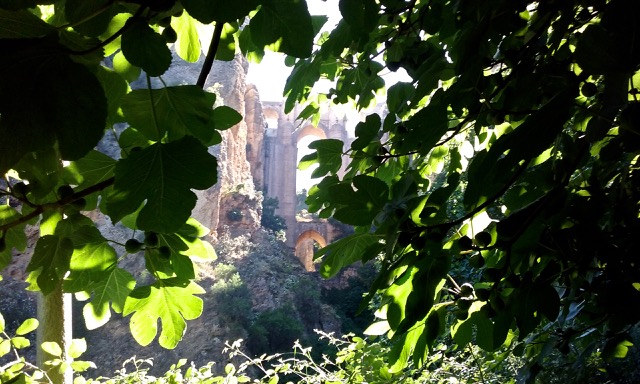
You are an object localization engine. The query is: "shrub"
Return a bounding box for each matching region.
[247,306,304,356]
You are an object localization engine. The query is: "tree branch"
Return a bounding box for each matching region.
[197,22,224,89]
[0,177,115,233]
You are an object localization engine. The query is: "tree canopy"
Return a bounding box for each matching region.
[289,0,640,380]
[1,0,639,382]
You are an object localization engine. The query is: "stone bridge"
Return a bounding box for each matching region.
[261,102,353,271]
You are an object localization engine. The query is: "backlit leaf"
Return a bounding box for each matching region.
[83,267,136,330]
[41,341,62,357]
[123,278,205,349]
[316,233,381,278]
[121,85,219,144]
[26,235,74,295]
[331,175,389,226]
[172,11,201,62]
[107,136,218,233]
[298,139,344,178]
[15,318,38,336]
[250,0,314,58]
[121,18,172,77]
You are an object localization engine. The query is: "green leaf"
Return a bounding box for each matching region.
[211,106,242,130]
[249,0,314,58]
[387,82,415,115]
[26,235,74,295]
[113,50,141,83]
[180,236,216,261]
[400,89,448,154]
[331,175,389,226]
[65,0,113,37]
[181,0,258,23]
[121,85,219,144]
[339,0,379,35]
[121,18,172,77]
[123,278,205,349]
[172,11,201,62]
[0,9,54,38]
[603,337,634,360]
[70,360,96,372]
[0,206,27,270]
[215,22,239,62]
[0,312,4,333]
[316,233,381,278]
[0,340,10,357]
[363,320,390,336]
[10,336,29,349]
[83,267,136,330]
[60,224,118,293]
[298,139,344,178]
[106,136,218,233]
[351,114,381,150]
[67,339,87,359]
[0,38,107,174]
[15,318,38,336]
[95,66,129,126]
[41,341,62,357]
[388,314,425,373]
[62,150,116,190]
[177,217,211,238]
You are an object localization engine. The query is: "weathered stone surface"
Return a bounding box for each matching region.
[245,84,265,190]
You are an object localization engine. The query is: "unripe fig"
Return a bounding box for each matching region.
[125,239,143,253]
[456,296,474,311]
[158,245,171,260]
[57,185,74,199]
[459,282,474,297]
[458,236,473,250]
[581,82,598,97]
[144,232,159,247]
[12,182,29,198]
[162,27,177,43]
[474,231,492,247]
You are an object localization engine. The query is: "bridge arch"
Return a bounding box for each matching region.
[262,102,353,254]
[295,229,327,272]
[295,124,327,142]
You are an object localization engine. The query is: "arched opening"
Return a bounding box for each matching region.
[296,125,327,218]
[295,230,327,272]
[263,108,279,131]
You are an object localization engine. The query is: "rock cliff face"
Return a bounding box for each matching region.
[191,54,262,240]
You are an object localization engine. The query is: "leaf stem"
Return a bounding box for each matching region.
[196,22,224,89]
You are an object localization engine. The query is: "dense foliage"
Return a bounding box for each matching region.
[2,0,640,382]
[260,197,287,232]
[289,0,640,380]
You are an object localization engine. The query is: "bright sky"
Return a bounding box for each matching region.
[246,0,341,102]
